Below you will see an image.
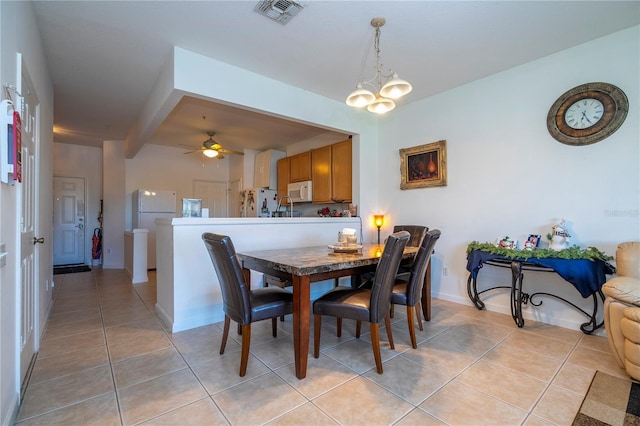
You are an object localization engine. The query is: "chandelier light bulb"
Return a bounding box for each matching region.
[346,85,376,107]
[380,74,413,99]
[367,95,395,114]
[203,149,219,158]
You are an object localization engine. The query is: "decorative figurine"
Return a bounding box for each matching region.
[548,219,571,251]
[496,236,517,249]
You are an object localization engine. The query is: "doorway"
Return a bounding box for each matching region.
[228,179,242,217]
[193,180,227,217]
[52,176,86,265]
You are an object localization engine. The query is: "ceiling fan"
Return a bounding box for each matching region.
[183,132,245,159]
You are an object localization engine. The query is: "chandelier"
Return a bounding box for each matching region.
[345,17,412,114]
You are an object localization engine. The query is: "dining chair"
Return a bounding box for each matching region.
[312,230,410,374]
[391,229,441,348]
[202,233,293,377]
[393,225,428,275]
[359,225,427,286]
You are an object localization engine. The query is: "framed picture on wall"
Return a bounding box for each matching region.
[399,140,447,189]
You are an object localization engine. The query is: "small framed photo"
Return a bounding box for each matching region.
[182,198,202,217]
[399,140,447,190]
[524,234,541,250]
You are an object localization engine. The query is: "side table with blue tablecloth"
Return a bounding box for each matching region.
[466,248,615,334]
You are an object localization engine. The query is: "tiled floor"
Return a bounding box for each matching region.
[15,268,629,425]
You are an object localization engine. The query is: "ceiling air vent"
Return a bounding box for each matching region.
[255,0,303,24]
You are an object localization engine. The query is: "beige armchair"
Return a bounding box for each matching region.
[602,241,640,380]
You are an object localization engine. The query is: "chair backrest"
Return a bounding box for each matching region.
[393,225,428,248]
[369,230,410,322]
[404,229,441,305]
[202,233,252,325]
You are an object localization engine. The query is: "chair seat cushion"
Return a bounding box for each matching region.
[365,277,412,305]
[250,287,293,322]
[603,277,640,307]
[313,287,371,321]
[391,282,408,305]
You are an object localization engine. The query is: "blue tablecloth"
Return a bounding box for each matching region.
[466,249,615,298]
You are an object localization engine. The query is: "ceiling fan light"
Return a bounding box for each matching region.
[346,86,376,107]
[380,74,412,99]
[367,96,395,114]
[203,149,219,158]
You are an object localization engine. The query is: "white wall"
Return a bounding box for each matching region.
[102,140,127,269]
[378,26,640,330]
[53,143,103,265]
[124,143,229,230]
[0,1,54,424]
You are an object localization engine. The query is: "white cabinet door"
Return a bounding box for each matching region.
[254,150,269,188]
[254,150,285,189]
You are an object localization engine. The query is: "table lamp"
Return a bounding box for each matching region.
[374,214,384,244]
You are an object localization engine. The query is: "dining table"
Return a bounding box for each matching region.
[237,243,430,379]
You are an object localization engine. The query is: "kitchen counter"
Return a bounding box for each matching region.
[169,216,346,223]
[155,216,363,332]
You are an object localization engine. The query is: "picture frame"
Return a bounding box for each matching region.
[399,140,447,190]
[526,234,542,249]
[182,198,202,217]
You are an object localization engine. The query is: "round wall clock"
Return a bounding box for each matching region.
[546,82,628,146]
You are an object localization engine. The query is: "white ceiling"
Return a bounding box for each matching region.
[32,1,640,155]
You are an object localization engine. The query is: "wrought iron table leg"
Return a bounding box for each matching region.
[467,272,485,310]
[510,261,525,328]
[580,289,605,334]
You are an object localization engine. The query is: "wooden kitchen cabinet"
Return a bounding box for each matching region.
[254,149,285,189]
[288,151,311,182]
[312,139,352,204]
[277,157,289,200]
[331,139,352,202]
[311,145,332,203]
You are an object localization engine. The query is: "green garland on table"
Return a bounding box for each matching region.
[466,242,612,262]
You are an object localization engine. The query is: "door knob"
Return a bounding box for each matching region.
[33,237,45,245]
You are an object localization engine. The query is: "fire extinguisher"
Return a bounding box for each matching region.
[92,228,102,260]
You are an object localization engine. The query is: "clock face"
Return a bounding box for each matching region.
[547,82,628,146]
[564,98,604,130]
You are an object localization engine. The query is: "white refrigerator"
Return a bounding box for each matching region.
[241,188,278,217]
[133,189,177,269]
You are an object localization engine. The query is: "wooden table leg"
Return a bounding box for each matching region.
[292,274,310,379]
[421,262,432,321]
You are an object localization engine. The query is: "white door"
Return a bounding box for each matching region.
[52,177,85,265]
[193,180,227,217]
[228,179,242,217]
[19,58,40,386]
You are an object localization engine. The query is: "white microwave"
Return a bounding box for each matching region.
[287,180,313,203]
